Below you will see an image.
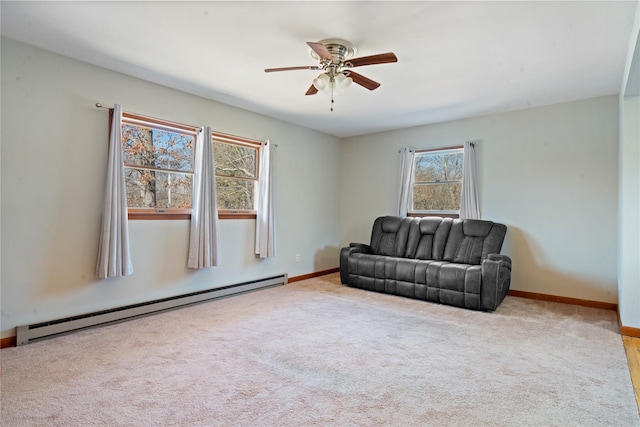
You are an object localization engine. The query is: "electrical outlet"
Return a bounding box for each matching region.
[295,253,301,262]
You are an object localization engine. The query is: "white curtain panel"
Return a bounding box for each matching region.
[255,140,276,258]
[397,147,416,217]
[460,141,480,219]
[188,126,220,268]
[96,104,134,278]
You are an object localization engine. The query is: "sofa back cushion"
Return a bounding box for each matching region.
[405,217,452,260]
[370,216,413,257]
[443,219,507,265]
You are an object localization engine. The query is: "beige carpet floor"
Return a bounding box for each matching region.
[1,273,638,426]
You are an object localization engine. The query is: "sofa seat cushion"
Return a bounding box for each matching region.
[436,263,482,294]
[348,253,385,277]
[347,253,386,292]
[347,254,483,309]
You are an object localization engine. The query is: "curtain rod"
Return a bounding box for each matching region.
[397,142,473,153]
[95,103,277,147]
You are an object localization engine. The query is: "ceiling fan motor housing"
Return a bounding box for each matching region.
[309,38,357,65]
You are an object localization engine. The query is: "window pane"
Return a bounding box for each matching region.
[413,183,462,211]
[415,152,463,183]
[125,168,192,209]
[216,177,255,210]
[122,124,194,172]
[213,142,257,179]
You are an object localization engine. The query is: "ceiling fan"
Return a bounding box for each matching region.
[265,38,398,110]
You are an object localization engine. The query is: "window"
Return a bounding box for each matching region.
[119,112,261,219]
[122,113,196,216]
[411,146,463,215]
[212,134,260,215]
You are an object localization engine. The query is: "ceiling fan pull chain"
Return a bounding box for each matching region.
[330,77,335,112]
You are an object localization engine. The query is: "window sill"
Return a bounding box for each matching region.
[128,210,257,220]
[408,212,460,219]
[128,210,191,220]
[218,210,257,220]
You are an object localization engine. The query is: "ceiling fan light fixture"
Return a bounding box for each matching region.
[335,73,353,91]
[313,73,330,91]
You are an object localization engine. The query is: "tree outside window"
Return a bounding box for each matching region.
[122,121,195,210]
[119,112,261,219]
[412,147,463,214]
[212,138,258,212]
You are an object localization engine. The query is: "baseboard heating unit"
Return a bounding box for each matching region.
[16,274,288,346]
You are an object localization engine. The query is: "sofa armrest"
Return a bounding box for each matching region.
[480,254,512,311]
[487,253,512,271]
[340,244,373,284]
[350,242,370,249]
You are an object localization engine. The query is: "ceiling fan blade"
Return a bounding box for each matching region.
[265,66,321,73]
[348,71,381,91]
[307,42,334,62]
[346,52,398,68]
[305,85,319,96]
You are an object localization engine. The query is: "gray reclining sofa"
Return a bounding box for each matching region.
[340,216,512,311]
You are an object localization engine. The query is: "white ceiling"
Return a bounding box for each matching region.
[1,1,637,138]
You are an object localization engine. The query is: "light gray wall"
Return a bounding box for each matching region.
[0,38,342,338]
[618,0,640,329]
[341,96,620,304]
[0,34,630,340]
